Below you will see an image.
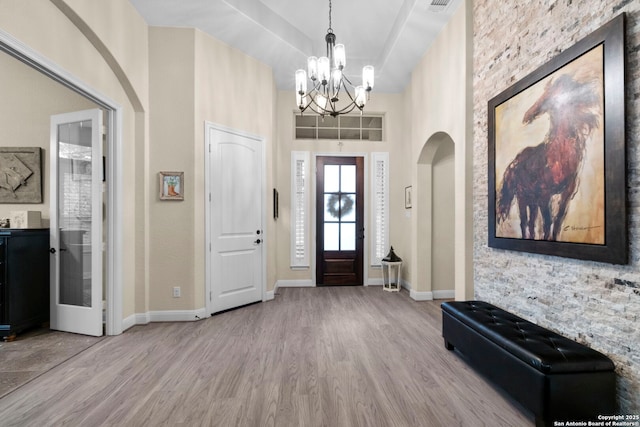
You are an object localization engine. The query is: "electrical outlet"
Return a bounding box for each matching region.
[173,286,181,298]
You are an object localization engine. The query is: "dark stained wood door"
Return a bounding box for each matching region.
[316,156,364,285]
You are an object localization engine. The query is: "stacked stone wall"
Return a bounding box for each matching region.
[473,0,640,412]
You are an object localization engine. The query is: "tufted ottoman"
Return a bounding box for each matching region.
[441,301,615,427]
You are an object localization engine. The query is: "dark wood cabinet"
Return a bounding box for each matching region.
[0,229,50,341]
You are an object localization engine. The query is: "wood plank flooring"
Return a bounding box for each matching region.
[0,287,534,426]
[0,328,103,398]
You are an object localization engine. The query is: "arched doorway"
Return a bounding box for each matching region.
[416,132,455,299]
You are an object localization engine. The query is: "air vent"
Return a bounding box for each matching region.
[428,0,451,12]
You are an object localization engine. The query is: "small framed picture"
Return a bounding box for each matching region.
[159,171,184,201]
[405,186,412,209]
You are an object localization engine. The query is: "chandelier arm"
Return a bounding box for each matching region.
[294,0,371,117]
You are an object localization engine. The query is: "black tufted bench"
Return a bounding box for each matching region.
[441,301,615,427]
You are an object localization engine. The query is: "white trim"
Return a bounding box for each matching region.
[128,309,208,325]
[409,289,434,301]
[0,28,123,335]
[122,314,138,331]
[204,122,266,315]
[367,277,384,286]
[433,290,455,299]
[264,289,275,301]
[276,279,314,288]
[147,308,208,322]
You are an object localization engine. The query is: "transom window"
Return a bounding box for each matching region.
[295,115,383,141]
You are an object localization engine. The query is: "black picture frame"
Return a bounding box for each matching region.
[487,14,627,264]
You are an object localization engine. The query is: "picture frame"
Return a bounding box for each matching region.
[0,147,42,204]
[405,186,412,209]
[159,171,184,201]
[487,14,626,264]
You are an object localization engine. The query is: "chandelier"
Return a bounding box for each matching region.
[294,0,374,117]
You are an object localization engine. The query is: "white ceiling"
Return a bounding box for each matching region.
[129,0,462,93]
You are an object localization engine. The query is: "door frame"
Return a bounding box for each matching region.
[204,121,267,315]
[0,29,123,335]
[312,152,369,287]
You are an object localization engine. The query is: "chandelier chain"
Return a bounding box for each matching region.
[328,0,332,32]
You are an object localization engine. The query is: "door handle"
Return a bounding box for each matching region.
[49,247,56,254]
[254,239,262,245]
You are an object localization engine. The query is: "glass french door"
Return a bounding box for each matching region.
[316,156,364,285]
[50,109,103,336]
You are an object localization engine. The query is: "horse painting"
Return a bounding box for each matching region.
[496,70,602,241]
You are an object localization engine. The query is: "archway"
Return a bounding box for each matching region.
[416,132,455,299]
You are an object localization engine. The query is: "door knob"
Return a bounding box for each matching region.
[254,239,262,244]
[49,248,56,254]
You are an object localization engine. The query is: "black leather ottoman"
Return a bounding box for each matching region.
[441,301,616,427]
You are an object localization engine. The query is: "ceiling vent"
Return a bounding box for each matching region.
[428,0,451,12]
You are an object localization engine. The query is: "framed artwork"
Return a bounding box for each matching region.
[0,147,42,203]
[159,171,184,201]
[488,14,626,264]
[405,186,412,209]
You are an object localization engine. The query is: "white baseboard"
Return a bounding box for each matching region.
[433,290,455,299]
[367,278,384,286]
[276,279,314,288]
[129,308,208,326]
[409,289,434,301]
[264,289,275,301]
[122,313,137,331]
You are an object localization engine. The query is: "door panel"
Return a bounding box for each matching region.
[208,127,264,313]
[50,109,103,336]
[316,156,364,285]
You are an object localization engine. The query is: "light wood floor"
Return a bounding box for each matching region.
[0,287,533,426]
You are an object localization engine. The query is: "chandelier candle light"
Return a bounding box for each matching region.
[295,0,374,117]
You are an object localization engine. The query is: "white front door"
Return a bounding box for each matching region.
[50,109,103,336]
[206,124,264,314]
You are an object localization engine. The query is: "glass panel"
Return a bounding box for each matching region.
[295,128,316,139]
[339,128,360,140]
[362,129,383,141]
[318,116,338,128]
[340,116,360,128]
[324,223,339,250]
[295,115,317,128]
[324,165,340,192]
[58,120,93,307]
[325,194,341,221]
[341,165,356,192]
[318,128,339,139]
[340,223,356,251]
[362,116,382,129]
[341,194,356,222]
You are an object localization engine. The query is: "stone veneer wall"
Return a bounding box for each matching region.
[473,0,640,413]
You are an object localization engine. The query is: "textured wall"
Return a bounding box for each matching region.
[473,0,640,412]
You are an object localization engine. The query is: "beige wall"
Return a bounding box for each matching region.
[0,0,149,320]
[0,0,470,322]
[194,29,277,295]
[274,91,405,286]
[148,27,196,311]
[404,0,473,299]
[0,52,97,223]
[148,27,277,310]
[432,141,455,292]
